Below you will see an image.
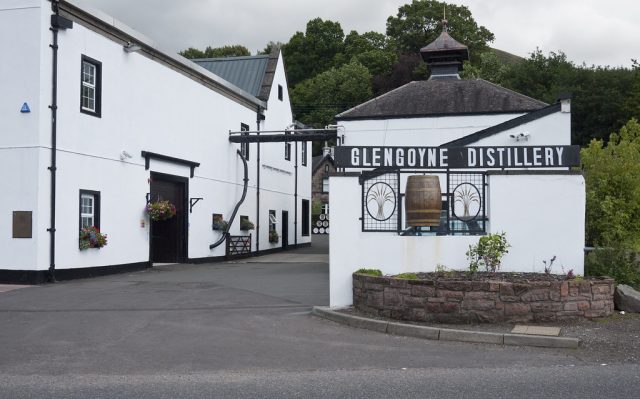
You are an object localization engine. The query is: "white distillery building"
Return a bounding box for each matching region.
[0,0,313,284]
[329,21,584,307]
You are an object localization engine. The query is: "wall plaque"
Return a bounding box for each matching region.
[12,211,32,238]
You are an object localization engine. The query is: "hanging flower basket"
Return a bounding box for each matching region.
[79,226,108,250]
[146,200,176,221]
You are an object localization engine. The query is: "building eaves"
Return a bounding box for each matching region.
[60,0,267,111]
[439,103,562,147]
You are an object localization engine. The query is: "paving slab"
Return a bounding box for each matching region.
[512,325,561,336]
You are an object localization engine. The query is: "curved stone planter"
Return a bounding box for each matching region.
[353,273,615,323]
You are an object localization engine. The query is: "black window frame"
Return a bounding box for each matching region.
[278,84,283,101]
[80,55,102,118]
[79,189,101,231]
[269,209,276,232]
[284,132,291,161]
[301,199,310,236]
[301,142,307,166]
[322,178,329,193]
[240,123,250,161]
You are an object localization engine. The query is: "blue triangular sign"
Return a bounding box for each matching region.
[20,103,30,113]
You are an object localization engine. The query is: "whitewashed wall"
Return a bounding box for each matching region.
[0,0,310,273]
[329,173,585,308]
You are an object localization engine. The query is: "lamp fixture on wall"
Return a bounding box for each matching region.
[120,150,133,161]
[509,132,530,142]
[123,42,142,53]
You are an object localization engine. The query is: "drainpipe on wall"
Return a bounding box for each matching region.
[47,1,72,282]
[255,107,264,253]
[294,140,298,246]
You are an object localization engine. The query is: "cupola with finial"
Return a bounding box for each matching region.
[420,17,469,79]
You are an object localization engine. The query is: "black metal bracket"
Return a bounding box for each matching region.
[189,198,203,213]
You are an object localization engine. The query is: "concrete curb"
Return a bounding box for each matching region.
[312,306,579,349]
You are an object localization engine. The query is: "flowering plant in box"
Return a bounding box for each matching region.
[146,200,176,221]
[240,218,255,231]
[79,226,108,250]
[269,229,279,244]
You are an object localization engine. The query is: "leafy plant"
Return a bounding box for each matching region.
[146,200,176,221]
[585,247,640,289]
[79,226,108,250]
[466,232,510,273]
[394,272,418,280]
[269,229,279,244]
[355,268,382,276]
[543,255,557,274]
[240,218,255,231]
[566,269,575,280]
[212,215,229,232]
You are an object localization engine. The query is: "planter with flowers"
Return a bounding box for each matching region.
[240,217,255,231]
[146,200,176,221]
[212,214,229,232]
[269,229,279,244]
[79,226,108,250]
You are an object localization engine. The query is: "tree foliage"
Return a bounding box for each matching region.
[582,118,640,249]
[282,18,346,87]
[386,0,494,62]
[291,61,372,129]
[179,45,251,59]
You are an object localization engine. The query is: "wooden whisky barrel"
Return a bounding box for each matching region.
[405,175,442,227]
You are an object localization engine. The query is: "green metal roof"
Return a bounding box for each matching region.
[193,55,270,98]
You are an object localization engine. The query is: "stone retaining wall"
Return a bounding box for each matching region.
[353,274,615,323]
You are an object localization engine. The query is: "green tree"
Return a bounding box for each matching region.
[460,50,510,84]
[386,0,494,62]
[500,49,636,145]
[291,61,372,129]
[582,118,640,249]
[343,31,398,76]
[282,18,345,87]
[179,44,250,59]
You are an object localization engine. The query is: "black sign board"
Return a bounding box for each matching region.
[334,145,580,169]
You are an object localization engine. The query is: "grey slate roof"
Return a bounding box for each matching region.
[193,55,270,99]
[336,79,548,120]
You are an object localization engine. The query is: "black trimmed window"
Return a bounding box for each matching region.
[278,85,283,101]
[269,210,276,231]
[284,132,291,161]
[324,164,329,173]
[79,190,100,229]
[301,199,310,236]
[240,123,250,160]
[301,142,307,166]
[80,55,102,117]
[322,178,329,193]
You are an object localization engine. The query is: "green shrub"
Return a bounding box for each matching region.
[466,232,510,273]
[355,268,382,276]
[394,272,418,280]
[585,247,640,289]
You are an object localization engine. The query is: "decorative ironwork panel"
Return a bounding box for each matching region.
[361,172,400,232]
[447,172,486,234]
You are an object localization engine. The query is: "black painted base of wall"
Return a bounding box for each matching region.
[0,242,314,284]
[0,262,151,285]
[188,242,312,264]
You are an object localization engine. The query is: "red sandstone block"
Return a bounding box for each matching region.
[425,302,442,313]
[427,297,446,303]
[464,291,498,300]
[489,282,500,292]
[533,313,557,322]
[438,290,464,300]
[560,282,569,297]
[504,302,531,315]
[590,300,607,310]
[442,302,459,313]
[403,296,426,308]
[410,286,435,297]
[520,289,551,302]
[530,302,563,313]
[461,299,495,310]
[500,284,515,296]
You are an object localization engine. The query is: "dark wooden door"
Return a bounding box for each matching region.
[281,210,288,249]
[150,173,187,263]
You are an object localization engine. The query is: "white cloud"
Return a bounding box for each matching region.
[79,0,640,67]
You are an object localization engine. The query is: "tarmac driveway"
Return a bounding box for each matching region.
[0,235,638,398]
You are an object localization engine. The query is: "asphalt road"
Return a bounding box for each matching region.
[1,235,638,398]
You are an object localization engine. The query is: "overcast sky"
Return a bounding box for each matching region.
[80,0,639,68]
